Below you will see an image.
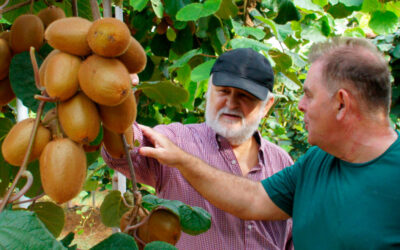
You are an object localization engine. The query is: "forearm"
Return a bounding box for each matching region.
[176,152,289,221]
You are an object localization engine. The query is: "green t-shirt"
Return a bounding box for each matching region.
[262,131,400,249]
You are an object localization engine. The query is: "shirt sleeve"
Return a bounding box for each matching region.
[261,160,303,217]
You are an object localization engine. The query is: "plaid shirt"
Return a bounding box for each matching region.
[102,122,294,250]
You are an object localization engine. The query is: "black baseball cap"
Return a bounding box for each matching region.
[210,48,274,100]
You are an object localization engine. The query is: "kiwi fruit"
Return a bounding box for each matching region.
[37,5,66,28]
[40,138,87,204]
[102,126,134,158]
[118,37,147,74]
[137,208,181,246]
[45,17,92,56]
[78,54,131,106]
[87,17,131,57]
[58,92,101,143]
[0,38,12,80]
[99,90,137,134]
[44,51,81,101]
[0,30,10,43]
[10,14,44,54]
[0,78,15,106]
[39,49,60,88]
[1,118,51,166]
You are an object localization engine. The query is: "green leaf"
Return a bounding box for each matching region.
[169,49,202,70]
[339,0,363,7]
[313,0,329,6]
[231,19,266,40]
[0,210,66,249]
[29,202,65,238]
[0,140,13,196]
[191,60,216,82]
[326,2,358,18]
[230,38,271,52]
[301,23,327,42]
[361,0,379,13]
[385,2,400,17]
[9,52,55,113]
[83,179,98,192]
[100,190,129,227]
[177,64,192,87]
[138,81,189,105]
[90,232,138,250]
[274,0,301,24]
[142,195,211,235]
[171,26,194,55]
[277,72,301,90]
[178,206,211,235]
[130,0,150,11]
[215,0,239,19]
[369,11,399,35]
[269,50,292,70]
[151,0,164,18]
[176,0,221,21]
[144,241,177,249]
[150,34,172,57]
[320,16,331,36]
[0,117,13,140]
[60,232,75,248]
[167,27,177,41]
[294,0,323,11]
[343,27,365,37]
[165,0,189,16]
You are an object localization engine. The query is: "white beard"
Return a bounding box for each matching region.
[205,102,264,146]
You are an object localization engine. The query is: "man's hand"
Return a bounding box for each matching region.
[138,125,191,168]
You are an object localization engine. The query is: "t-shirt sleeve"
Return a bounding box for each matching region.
[261,160,303,217]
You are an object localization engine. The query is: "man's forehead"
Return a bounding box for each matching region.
[213,85,256,96]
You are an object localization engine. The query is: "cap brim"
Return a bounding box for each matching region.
[212,72,269,100]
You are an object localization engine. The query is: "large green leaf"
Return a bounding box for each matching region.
[165,0,189,16]
[91,232,138,250]
[130,0,150,11]
[0,117,13,140]
[176,0,221,21]
[215,0,238,19]
[138,81,189,105]
[232,19,266,40]
[343,27,365,37]
[178,205,212,235]
[142,195,211,235]
[169,49,202,70]
[144,241,177,249]
[274,0,301,24]
[230,38,271,52]
[171,26,194,55]
[369,11,399,35]
[294,0,323,11]
[278,72,301,90]
[339,0,363,7]
[269,50,292,71]
[301,23,327,42]
[29,202,65,238]
[191,60,216,82]
[0,210,66,250]
[9,52,55,113]
[361,0,379,12]
[100,190,130,227]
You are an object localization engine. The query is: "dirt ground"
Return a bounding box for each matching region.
[57,191,113,249]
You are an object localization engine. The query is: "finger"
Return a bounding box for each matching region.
[139,124,162,145]
[130,73,139,86]
[139,146,158,159]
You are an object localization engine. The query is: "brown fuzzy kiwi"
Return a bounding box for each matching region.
[87,17,131,57]
[39,49,60,88]
[1,118,51,166]
[78,54,131,106]
[37,5,66,28]
[137,208,182,246]
[58,92,101,143]
[118,37,147,74]
[45,17,92,56]
[10,14,44,54]
[0,78,15,106]
[44,51,81,101]
[99,90,136,134]
[102,125,134,158]
[0,39,12,80]
[40,138,86,204]
[0,30,10,43]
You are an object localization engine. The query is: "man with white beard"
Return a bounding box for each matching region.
[102,48,294,250]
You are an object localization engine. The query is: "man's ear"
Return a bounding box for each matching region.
[336,89,351,120]
[262,95,275,117]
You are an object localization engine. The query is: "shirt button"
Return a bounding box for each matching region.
[231,160,237,164]
[248,224,252,230]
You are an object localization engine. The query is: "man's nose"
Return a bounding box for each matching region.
[298,96,306,113]
[225,95,239,109]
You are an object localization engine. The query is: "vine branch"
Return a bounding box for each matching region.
[0,0,30,14]
[121,134,137,193]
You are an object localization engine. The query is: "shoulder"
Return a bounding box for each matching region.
[153,122,211,142]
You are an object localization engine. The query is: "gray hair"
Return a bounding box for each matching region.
[309,37,391,113]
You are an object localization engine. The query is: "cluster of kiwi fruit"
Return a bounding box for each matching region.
[1,6,146,205]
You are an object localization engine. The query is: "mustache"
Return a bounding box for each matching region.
[216,107,244,119]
